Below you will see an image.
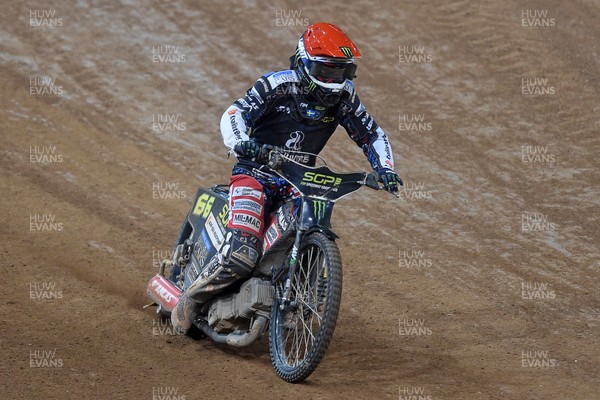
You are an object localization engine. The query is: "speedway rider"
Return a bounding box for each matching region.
[172,22,402,332]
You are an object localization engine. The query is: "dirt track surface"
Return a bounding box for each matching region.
[1,1,599,399]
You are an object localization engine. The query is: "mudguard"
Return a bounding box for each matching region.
[305,225,339,241]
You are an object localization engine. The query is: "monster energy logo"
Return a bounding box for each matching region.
[339,46,353,58]
[308,81,317,91]
[313,200,326,220]
[294,49,302,67]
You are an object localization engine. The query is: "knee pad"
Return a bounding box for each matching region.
[228,174,266,240]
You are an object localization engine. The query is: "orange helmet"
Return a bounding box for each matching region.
[291,23,361,108]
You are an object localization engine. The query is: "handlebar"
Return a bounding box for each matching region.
[365,171,402,198]
[233,143,273,161]
[232,142,400,197]
[365,172,381,191]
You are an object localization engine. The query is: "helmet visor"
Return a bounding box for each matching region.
[306,60,357,84]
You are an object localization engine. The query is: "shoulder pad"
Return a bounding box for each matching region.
[339,81,360,114]
[265,70,299,90]
[343,80,355,95]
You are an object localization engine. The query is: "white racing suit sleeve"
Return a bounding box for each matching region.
[220,78,271,151]
[368,126,395,170]
[220,105,250,151]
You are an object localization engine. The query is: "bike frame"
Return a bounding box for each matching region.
[264,150,376,307]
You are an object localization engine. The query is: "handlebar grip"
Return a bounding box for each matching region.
[233,141,267,162]
[266,150,283,170]
[365,172,381,190]
[233,142,281,167]
[233,143,243,155]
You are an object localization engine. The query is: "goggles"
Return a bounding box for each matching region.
[305,59,357,84]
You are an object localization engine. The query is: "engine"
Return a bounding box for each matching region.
[207,278,274,333]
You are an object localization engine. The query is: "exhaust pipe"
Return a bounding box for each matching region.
[194,315,268,347]
[147,274,182,313]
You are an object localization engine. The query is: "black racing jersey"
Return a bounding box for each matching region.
[220,69,395,171]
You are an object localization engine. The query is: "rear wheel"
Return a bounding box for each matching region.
[269,232,342,383]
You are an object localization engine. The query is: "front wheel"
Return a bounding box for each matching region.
[269,232,343,383]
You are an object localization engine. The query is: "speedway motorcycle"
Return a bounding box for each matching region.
[146,146,387,383]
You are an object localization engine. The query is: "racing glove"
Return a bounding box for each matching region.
[235,140,262,160]
[378,168,403,193]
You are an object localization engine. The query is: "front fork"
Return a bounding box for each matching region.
[280,229,304,310]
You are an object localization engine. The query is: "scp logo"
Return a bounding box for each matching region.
[302,172,342,186]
